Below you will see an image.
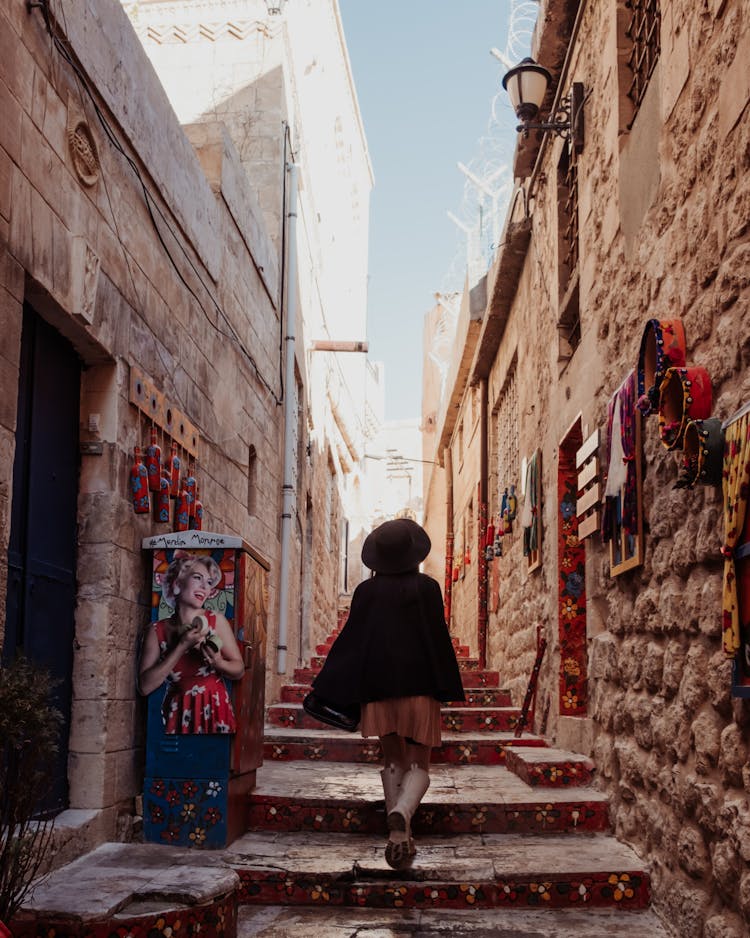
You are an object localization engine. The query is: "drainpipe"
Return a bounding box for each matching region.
[277,161,299,674]
[478,378,489,669]
[443,445,454,626]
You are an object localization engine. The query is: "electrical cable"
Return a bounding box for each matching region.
[39,0,283,406]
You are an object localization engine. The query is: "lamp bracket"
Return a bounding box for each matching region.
[517,82,585,155]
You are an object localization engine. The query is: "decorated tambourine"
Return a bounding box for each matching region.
[658,365,712,451]
[674,417,724,488]
[637,318,686,416]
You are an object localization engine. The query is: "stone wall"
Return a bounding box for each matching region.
[0,0,288,858]
[444,0,750,932]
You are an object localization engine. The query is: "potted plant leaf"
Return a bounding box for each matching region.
[0,657,62,931]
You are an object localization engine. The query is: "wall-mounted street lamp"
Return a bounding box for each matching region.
[502,57,585,154]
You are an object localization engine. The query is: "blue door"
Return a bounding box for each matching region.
[4,306,80,813]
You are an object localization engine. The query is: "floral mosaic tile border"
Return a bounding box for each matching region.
[262,736,546,766]
[267,706,522,734]
[246,796,610,836]
[234,870,649,910]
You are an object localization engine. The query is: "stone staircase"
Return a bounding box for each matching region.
[13,628,669,937]
[226,627,667,933]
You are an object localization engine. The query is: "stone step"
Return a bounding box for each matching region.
[506,747,596,788]
[227,831,650,911]
[280,683,311,703]
[316,636,467,660]
[267,703,523,734]
[15,839,656,935]
[263,727,547,765]
[441,707,521,733]
[458,687,513,707]
[238,905,670,937]
[292,667,501,688]
[309,655,484,673]
[246,762,610,836]
[278,684,513,708]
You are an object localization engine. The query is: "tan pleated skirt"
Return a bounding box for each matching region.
[360,695,442,748]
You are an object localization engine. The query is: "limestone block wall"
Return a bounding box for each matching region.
[478,0,750,932]
[0,0,290,859]
[446,389,482,655]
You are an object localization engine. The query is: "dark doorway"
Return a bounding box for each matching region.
[4,305,81,812]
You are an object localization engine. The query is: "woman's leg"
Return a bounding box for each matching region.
[379,733,406,817]
[404,740,431,772]
[379,732,406,771]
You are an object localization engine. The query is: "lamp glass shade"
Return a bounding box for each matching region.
[502,58,552,122]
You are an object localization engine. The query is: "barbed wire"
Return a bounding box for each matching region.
[441,0,537,293]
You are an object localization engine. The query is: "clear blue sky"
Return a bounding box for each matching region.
[339,1,519,420]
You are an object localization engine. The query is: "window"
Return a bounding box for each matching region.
[557,145,580,362]
[625,0,661,120]
[495,363,519,519]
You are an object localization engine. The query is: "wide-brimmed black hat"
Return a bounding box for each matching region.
[361,518,431,574]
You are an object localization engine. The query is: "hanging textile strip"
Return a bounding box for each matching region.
[722,411,750,656]
[522,450,539,557]
[558,447,588,715]
[601,370,637,540]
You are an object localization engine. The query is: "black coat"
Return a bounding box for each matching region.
[312,572,465,706]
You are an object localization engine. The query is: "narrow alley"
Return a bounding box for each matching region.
[1,0,749,937]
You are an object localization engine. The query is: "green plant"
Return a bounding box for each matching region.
[0,656,63,924]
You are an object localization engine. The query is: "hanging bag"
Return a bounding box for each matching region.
[302,691,360,732]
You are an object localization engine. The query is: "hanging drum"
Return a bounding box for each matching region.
[657,365,712,451]
[674,417,725,489]
[636,318,686,416]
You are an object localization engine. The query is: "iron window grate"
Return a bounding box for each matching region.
[626,0,661,111]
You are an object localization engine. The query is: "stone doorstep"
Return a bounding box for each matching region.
[246,762,610,836]
[505,747,596,788]
[227,831,651,911]
[13,842,239,937]
[263,728,547,766]
[266,703,523,733]
[238,904,671,938]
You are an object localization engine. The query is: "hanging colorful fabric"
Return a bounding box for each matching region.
[174,485,189,531]
[507,485,518,521]
[145,427,162,492]
[166,442,181,498]
[185,471,197,518]
[190,488,203,530]
[484,522,495,562]
[130,447,150,514]
[155,472,171,523]
[721,410,750,657]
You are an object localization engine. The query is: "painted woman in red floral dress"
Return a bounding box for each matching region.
[139,554,244,733]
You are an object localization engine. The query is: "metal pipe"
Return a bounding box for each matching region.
[443,445,454,626]
[277,161,299,674]
[478,378,489,669]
